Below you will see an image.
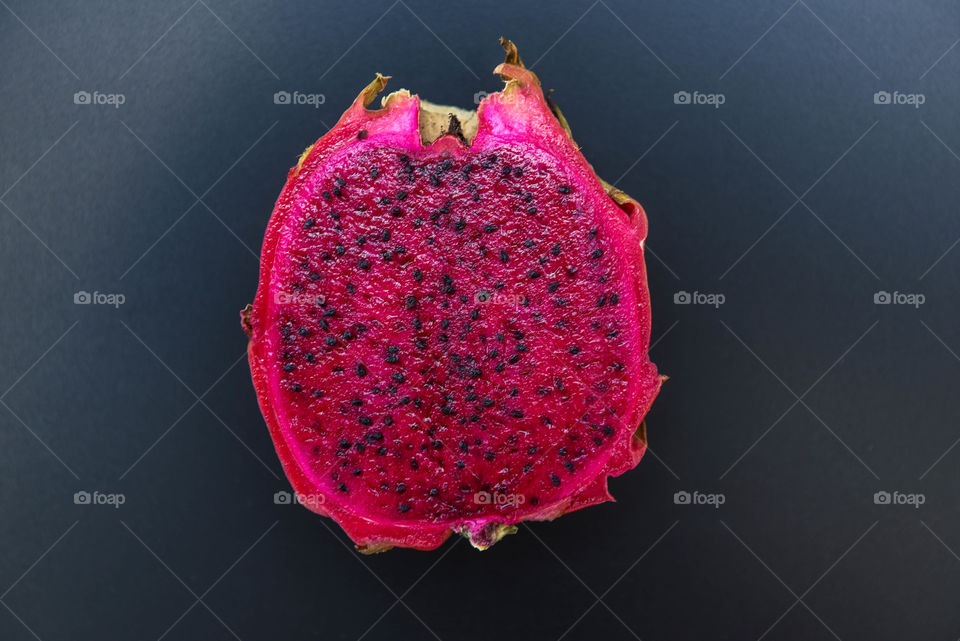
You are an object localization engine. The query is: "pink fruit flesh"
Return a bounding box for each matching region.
[245,41,661,552]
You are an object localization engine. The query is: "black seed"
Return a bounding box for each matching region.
[325,336,337,346]
[397,190,408,201]
[399,504,411,513]
[396,482,406,493]
[370,167,379,178]
[359,417,373,427]
[508,354,520,364]
[391,207,402,217]
[510,409,524,418]
[564,461,575,472]
[470,309,480,320]
[482,398,494,407]
[495,362,505,373]
[548,282,560,292]
[459,441,468,452]
[356,364,367,377]
[455,460,465,469]
[597,295,607,307]
[291,384,301,392]
[523,464,532,473]
[322,191,331,200]
[429,487,438,496]
[610,293,619,304]
[333,187,342,197]
[551,474,561,486]
[330,211,340,220]
[338,483,348,492]
[527,206,537,215]
[410,459,419,470]
[309,272,321,281]
[455,218,466,232]
[559,185,571,194]
[305,352,315,362]
[358,259,371,270]
[377,446,387,455]
[602,426,614,436]
[406,296,417,310]
[527,446,538,454]
[303,218,315,229]
[352,398,362,407]
[358,129,368,139]
[335,244,345,256]
[484,451,495,461]
[392,372,405,383]
[365,430,382,441]
[313,389,323,397]
[499,249,509,263]
[283,363,295,372]
[591,248,603,259]
[339,439,351,449]
[441,318,450,330]
[568,346,580,355]
[323,308,336,317]
[438,334,449,343]
[355,443,365,453]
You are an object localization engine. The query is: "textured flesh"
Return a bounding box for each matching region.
[247,60,660,550]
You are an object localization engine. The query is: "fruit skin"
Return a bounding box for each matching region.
[243,39,662,552]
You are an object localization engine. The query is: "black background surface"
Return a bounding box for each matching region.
[2,1,959,639]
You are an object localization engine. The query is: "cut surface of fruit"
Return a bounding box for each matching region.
[244,39,662,552]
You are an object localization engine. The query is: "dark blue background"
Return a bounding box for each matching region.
[2,1,959,639]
